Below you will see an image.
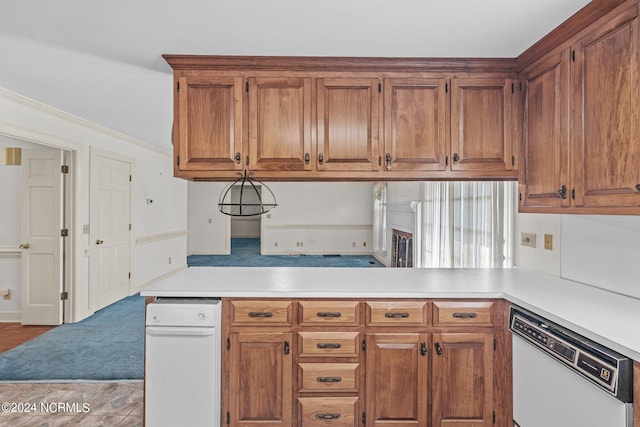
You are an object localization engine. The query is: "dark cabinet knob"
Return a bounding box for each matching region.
[318,153,324,164]
[304,153,310,165]
[420,341,427,356]
[453,153,460,164]
[435,342,443,355]
[235,152,241,164]
[556,185,567,199]
[385,153,392,169]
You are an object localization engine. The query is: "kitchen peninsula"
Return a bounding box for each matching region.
[141,266,640,427]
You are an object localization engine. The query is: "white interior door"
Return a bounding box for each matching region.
[20,149,64,325]
[90,149,132,311]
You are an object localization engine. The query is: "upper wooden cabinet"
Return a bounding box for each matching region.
[451,78,517,172]
[174,76,244,172]
[248,77,312,172]
[316,78,380,172]
[572,6,640,210]
[164,56,519,181]
[519,1,640,214]
[520,50,571,210]
[383,78,448,171]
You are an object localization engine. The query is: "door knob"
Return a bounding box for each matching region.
[96,239,104,245]
[19,243,30,249]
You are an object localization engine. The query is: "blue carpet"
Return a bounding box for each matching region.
[0,293,145,381]
[188,238,384,267]
[0,239,381,381]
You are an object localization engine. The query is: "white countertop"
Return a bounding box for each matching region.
[141,267,640,361]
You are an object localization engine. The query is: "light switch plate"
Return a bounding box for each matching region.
[521,232,536,248]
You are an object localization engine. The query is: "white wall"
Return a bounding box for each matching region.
[187,182,374,256]
[515,212,640,299]
[261,182,374,255]
[0,87,188,322]
[187,182,230,255]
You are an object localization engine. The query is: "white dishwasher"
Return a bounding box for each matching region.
[510,306,633,427]
[145,298,221,427]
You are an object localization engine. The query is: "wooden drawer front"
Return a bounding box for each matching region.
[298,363,360,393]
[299,332,360,358]
[229,300,293,326]
[298,397,359,427]
[432,301,493,327]
[299,301,360,326]
[366,301,427,326]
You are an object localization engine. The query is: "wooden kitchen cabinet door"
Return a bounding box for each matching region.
[520,49,571,210]
[228,332,293,427]
[571,6,640,209]
[365,333,428,427]
[248,77,313,172]
[175,76,244,171]
[383,78,448,171]
[431,333,494,427]
[316,78,380,171]
[450,78,515,172]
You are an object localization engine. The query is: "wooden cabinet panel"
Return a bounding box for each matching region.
[383,78,448,171]
[365,301,427,327]
[432,301,494,327]
[365,333,429,427]
[572,8,640,208]
[298,397,359,427]
[176,76,243,171]
[431,333,494,427]
[317,78,380,171]
[298,331,360,358]
[451,78,515,172]
[248,77,312,172]
[229,332,293,427]
[298,363,360,393]
[298,300,360,327]
[520,50,571,209]
[229,300,293,326]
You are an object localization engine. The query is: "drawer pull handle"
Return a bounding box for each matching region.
[385,312,410,318]
[317,376,342,383]
[452,312,477,319]
[316,413,341,420]
[317,343,342,349]
[248,312,273,318]
[435,342,443,355]
[317,312,342,318]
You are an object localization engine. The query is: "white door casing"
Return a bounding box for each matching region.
[20,149,64,325]
[90,149,132,312]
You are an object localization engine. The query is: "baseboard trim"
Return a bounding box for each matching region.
[0,311,21,323]
[0,247,21,258]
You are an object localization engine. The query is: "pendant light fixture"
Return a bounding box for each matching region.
[218,171,277,216]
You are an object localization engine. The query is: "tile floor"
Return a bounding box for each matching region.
[0,382,142,426]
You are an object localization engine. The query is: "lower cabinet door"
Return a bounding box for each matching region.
[298,397,359,427]
[431,332,494,427]
[228,332,293,427]
[365,333,429,426]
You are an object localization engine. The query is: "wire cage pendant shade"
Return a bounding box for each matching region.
[218,171,278,216]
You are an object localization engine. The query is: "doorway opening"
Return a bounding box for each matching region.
[229,184,262,255]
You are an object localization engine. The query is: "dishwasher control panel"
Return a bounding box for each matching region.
[509,306,633,403]
[146,298,220,327]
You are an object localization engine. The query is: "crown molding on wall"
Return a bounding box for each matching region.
[0,87,170,157]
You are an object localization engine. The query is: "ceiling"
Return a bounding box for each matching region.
[0,0,591,151]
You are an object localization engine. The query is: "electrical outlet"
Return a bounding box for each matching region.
[83,224,90,234]
[352,242,356,248]
[521,232,536,248]
[544,234,553,250]
[1,289,10,300]
[363,242,367,247]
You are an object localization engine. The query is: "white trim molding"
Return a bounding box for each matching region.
[264,224,372,231]
[0,246,21,258]
[136,229,189,246]
[0,87,170,157]
[0,311,21,322]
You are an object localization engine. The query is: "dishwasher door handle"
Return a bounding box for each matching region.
[146,327,215,337]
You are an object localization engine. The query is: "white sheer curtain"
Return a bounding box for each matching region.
[422,181,515,268]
